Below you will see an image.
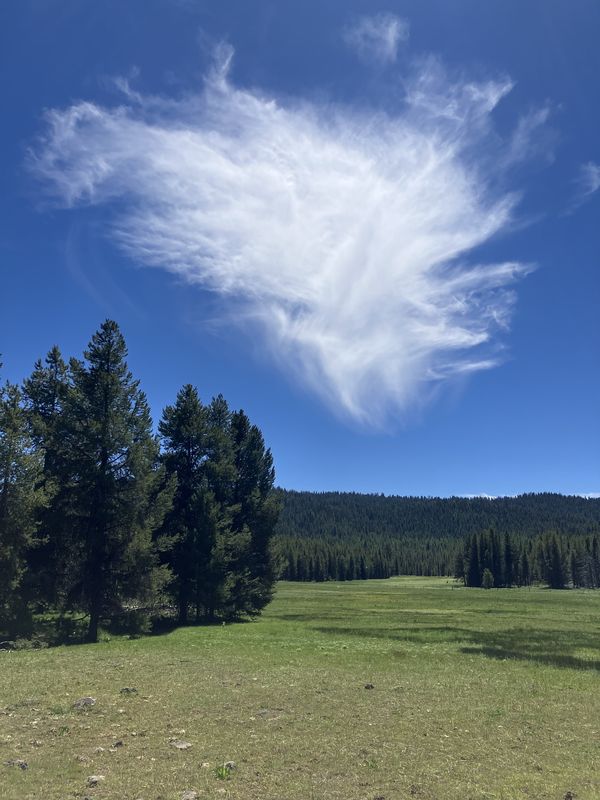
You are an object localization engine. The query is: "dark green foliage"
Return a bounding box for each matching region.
[0,379,44,635]
[159,389,279,623]
[227,409,279,617]
[23,346,69,607]
[543,535,568,589]
[503,532,514,588]
[465,535,481,587]
[159,384,210,624]
[481,568,494,589]
[460,529,598,590]
[277,490,600,542]
[0,323,280,641]
[275,490,600,589]
[21,322,174,642]
[61,321,174,641]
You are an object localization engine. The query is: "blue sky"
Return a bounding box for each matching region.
[1,0,598,496]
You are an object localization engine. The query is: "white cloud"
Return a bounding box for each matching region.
[567,161,600,213]
[30,51,531,426]
[579,161,600,198]
[343,13,409,65]
[504,106,554,166]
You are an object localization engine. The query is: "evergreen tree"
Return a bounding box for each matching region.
[481,567,494,589]
[570,549,582,588]
[159,391,279,622]
[466,534,481,587]
[227,409,279,616]
[453,551,465,583]
[159,384,216,624]
[61,321,173,642]
[503,531,514,587]
[491,530,503,586]
[546,534,567,589]
[0,380,44,635]
[23,346,69,607]
[518,550,530,586]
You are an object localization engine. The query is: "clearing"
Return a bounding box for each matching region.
[1,577,599,799]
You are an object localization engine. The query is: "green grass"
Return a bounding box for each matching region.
[1,578,599,799]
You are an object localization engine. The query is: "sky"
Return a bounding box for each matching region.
[1,0,599,497]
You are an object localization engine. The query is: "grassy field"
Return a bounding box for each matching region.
[1,578,599,800]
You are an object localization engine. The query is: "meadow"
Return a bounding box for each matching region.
[1,578,599,800]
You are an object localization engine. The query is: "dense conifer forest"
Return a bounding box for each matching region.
[274,490,600,586]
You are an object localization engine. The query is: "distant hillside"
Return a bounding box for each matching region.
[276,490,600,540]
[274,491,600,581]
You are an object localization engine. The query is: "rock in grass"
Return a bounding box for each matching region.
[5,759,28,770]
[170,739,192,750]
[119,687,137,695]
[86,775,105,787]
[73,697,96,710]
[181,791,199,800]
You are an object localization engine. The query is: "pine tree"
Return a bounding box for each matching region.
[570,549,582,588]
[159,384,215,624]
[453,551,465,583]
[546,535,567,590]
[0,380,44,635]
[466,534,481,587]
[61,321,173,642]
[518,550,530,586]
[225,409,279,616]
[481,567,494,589]
[503,532,514,588]
[23,346,69,607]
[159,391,279,622]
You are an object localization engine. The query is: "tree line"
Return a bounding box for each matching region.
[274,490,600,585]
[275,534,456,582]
[456,529,600,589]
[0,321,279,643]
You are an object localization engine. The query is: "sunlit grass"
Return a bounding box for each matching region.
[1,578,599,799]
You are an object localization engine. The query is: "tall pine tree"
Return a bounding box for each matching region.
[61,321,173,642]
[23,346,70,607]
[159,384,215,624]
[159,391,279,622]
[0,379,44,635]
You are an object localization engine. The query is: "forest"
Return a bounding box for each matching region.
[274,490,600,587]
[0,321,279,642]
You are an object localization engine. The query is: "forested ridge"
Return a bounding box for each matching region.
[274,490,600,585]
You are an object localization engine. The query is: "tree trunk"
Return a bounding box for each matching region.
[178,590,188,626]
[86,606,100,643]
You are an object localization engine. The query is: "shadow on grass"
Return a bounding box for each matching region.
[2,610,246,649]
[313,624,600,671]
[458,627,600,671]
[270,612,354,623]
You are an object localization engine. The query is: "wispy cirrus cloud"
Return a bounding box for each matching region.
[578,161,600,199]
[566,161,600,213]
[342,13,409,65]
[30,46,533,426]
